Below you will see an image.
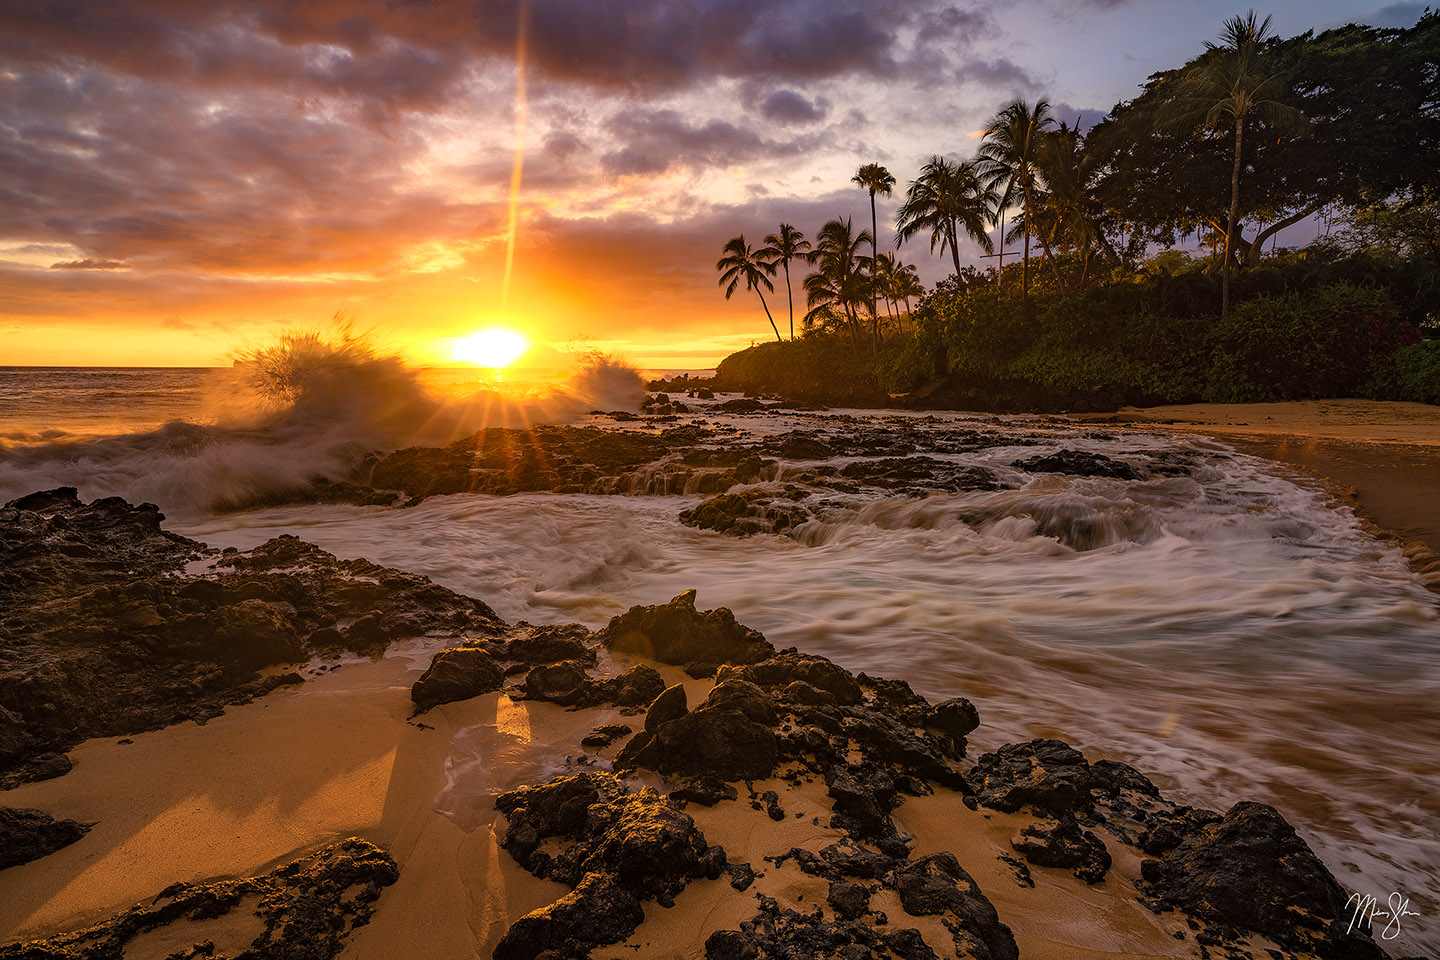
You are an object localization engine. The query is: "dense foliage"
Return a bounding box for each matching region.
[712,10,1440,408]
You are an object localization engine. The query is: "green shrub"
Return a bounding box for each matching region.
[1364,339,1440,404]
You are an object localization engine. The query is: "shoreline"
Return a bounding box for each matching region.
[1076,400,1440,587]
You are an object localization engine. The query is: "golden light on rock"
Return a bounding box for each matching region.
[452,329,528,368]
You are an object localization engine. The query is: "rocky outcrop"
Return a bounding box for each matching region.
[493,772,725,959]
[0,838,398,959]
[1010,814,1111,884]
[0,806,92,870]
[0,489,503,786]
[1138,801,1388,960]
[517,661,665,711]
[597,590,775,669]
[1011,449,1141,481]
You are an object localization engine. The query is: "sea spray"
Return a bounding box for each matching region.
[0,333,645,513]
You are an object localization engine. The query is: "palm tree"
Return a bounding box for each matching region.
[892,263,924,317]
[853,163,896,322]
[763,224,812,341]
[804,217,873,351]
[716,235,781,342]
[895,156,996,279]
[979,98,1056,304]
[1033,122,1110,290]
[1163,11,1309,316]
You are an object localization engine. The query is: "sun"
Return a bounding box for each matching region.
[453,328,528,367]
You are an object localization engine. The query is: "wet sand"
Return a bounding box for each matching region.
[1081,400,1440,579]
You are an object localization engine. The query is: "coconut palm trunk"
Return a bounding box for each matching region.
[782,258,795,340]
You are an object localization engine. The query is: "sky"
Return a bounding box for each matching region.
[0,0,1424,369]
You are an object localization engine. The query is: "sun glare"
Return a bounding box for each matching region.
[453,328,528,368]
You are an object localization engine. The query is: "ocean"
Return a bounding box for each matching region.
[1,361,1436,952]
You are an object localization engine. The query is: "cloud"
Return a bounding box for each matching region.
[757,89,828,124]
[1052,102,1110,133]
[599,108,811,178]
[49,259,126,270]
[1361,2,1429,27]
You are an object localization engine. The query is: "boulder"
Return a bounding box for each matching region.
[1010,815,1111,884]
[598,591,774,666]
[411,647,504,713]
[1139,801,1386,959]
[966,739,1098,816]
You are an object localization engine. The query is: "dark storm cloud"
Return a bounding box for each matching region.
[757,89,828,124]
[599,108,816,178]
[1,0,984,99]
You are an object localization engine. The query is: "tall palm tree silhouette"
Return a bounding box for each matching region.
[717,235,782,342]
[763,224,812,341]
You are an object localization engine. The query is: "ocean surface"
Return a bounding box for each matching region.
[1,363,1437,953]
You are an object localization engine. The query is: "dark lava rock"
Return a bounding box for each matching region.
[726,861,757,891]
[0,837,397,959]
[718,652,863,706]
[0,807,92,870]
[1010,814,1111,884]
[679,490,812,537]
[827,880,870,919]
[1138,801,1387,959]
[1011,450,1140,481]
[925,697,980,758]
[893,853,1019,960]
[966,739,1098,816]
[598,590,775,666]
[581,723,633,748]
[410,647,504,713]
[719,398,766,413]
[620,679,779,782]
[519,660,664,711]
[645,683,688,732]
[493,772,723,959]
[0,490,504,786]
[506,623,596,666]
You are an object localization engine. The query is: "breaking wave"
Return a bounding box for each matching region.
[0,330,644,514]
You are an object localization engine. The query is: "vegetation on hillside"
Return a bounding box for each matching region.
[712,10,1440,408]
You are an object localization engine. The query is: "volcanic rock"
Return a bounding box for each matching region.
[0,807,92,870]
[0,838,397,959]
[1010,449,1141,480]
[597,590,775,666]
[493,772,723,959]
[410,647,505,713]
[1138,801,1387,959]
[1010,814,1111,884]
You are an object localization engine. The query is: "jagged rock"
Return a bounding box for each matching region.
[0,491,503,785]
[0,838,397,959]
[507,623,596,666]
[726,862,757,891]
[410,647,504,713]
[0,807,92,870]
[966,739,1098,816]
[893,853,1018,960]
[1138,801,1387,959]
[620,679,779,782]
[679,491,813,536]
[645,683,688,732]
[1011,450,1140,480]
[1010,814,1111,884]
[827,880,870,919]
[925,697,980,758]
[494,772,722,959]
[521,660,592,705]
[597,591,775,666]
[718,652,862,706]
